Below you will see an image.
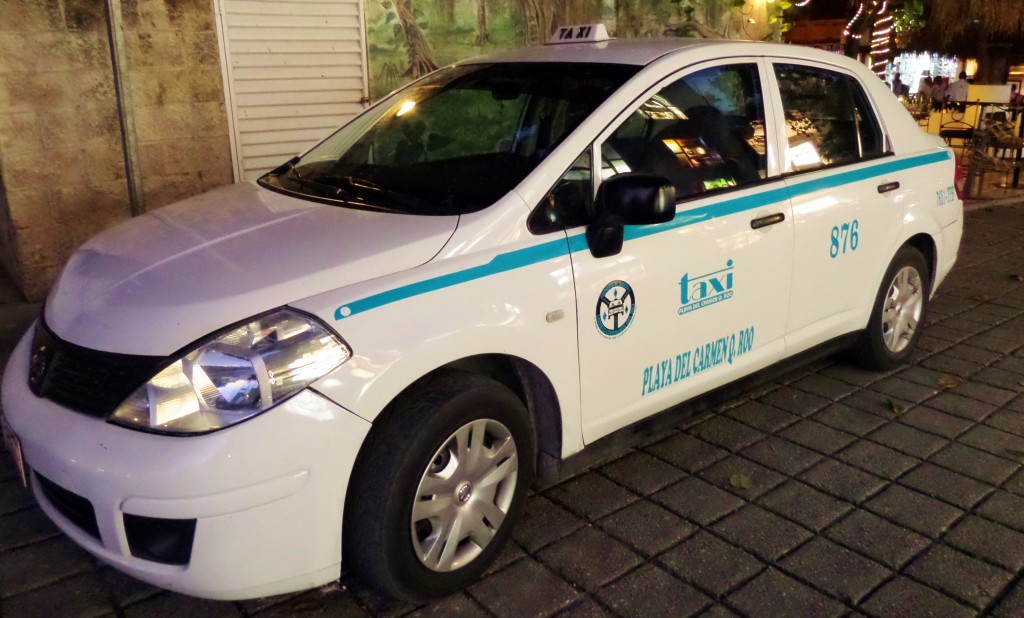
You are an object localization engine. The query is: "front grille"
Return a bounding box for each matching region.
[29,322,167,418]
[36,473,101,540]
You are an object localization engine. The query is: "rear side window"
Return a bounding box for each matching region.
[601,63,768,202]
[774,64,885,173]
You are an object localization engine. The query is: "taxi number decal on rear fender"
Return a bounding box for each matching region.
[936,186,956,206]
[641,326,755,397]
[596,280,635,338]
[829,219,860,258]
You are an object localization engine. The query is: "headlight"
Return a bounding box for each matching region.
[110,309,351,434]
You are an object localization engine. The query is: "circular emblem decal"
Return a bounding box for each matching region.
[596,280,636,338]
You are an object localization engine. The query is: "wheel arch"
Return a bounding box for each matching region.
[903,232,938,290]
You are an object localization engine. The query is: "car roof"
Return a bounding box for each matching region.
[464,38,722,66]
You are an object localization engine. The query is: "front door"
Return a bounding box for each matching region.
[571,60,795,443]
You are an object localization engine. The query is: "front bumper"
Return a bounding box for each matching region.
[2,327,372,600]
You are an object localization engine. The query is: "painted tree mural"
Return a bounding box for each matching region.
[366,0,773,99]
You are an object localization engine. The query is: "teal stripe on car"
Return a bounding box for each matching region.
[334,150,951,320]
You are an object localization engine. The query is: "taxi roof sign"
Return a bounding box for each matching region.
[546,24,613,45]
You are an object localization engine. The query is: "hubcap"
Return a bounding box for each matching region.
[411,419,518,572]
[881,265,923,354]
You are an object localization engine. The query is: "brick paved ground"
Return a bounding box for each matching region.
[6,204,1024,617]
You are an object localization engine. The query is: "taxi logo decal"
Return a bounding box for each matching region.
[596,280,635,338]
[679,259,734,316]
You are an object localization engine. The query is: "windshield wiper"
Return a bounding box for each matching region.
[316,175,424,212]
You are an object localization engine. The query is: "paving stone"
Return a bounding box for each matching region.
[698,455,786,499]
[800,459,887,503]
[819,364,884,387]
[930,443,1020,485]
[651,476,744,526]
[402,593,488,618]
[977,491,1024,533]
[238,589,326,617]
[869,376,942,403]
[511,494,585,552]
[97,566,161,608]
[824,510,930,570]
[922,354,985,378]
[346,579,415,618]
[0,478,34,515]
[1,570,114,617]
[842,389,910,419]
[1008,395,1024,413]
[645,434,730,473]
[484,538,526,576]
[727,568,846,618]
[900,463,994,509]
[758,386,831,417]
[927,392,997,421]
[953,381,1020,407]
[468,559,580,618]
[694,604,741,618]
[0,506,61,552]
[537,525,643,592]
[993,579,1024,618]
[739,436,823,476]
[897,366,958,389]
[553,598,614,618]
[758,481,852,532]
[688,417,766,452]
[896,406,973,439]
[864,485,963,538]
[961,425,1024,461]
[711,505,812,562]
[600,451,687,496]
[779,537,891,604]
[791,374,859,401]
[778,419,858,454]
[596,564,711,618]
[866,422,948,459]
[0,536,96,598]
[972,366,1024,391]
[123,592,240,617]
[658,531,763,598]
[986,410,1024,437]
[926,323,972,343]
[860,576,974,618]
[812,403,888,437]
[905,544,1013,609]
[546,473,639,521]
[945,516,1024,571]
[724,401,800,433]
[836,441,919,480]
[597,500,696,558]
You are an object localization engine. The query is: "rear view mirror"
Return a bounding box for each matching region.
[586,174,675,258]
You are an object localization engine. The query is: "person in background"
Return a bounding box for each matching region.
[892,73,904,96]
[1011,84,1024,106]
[919,76,934,101]
[931,76,948,110]
[948,71,970,112]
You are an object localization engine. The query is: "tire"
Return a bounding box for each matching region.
[850,246,930,370]
[344,371,536,601]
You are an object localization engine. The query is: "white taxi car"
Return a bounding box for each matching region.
[1,26,961,601]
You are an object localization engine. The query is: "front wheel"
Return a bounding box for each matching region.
[850,246,930,370]
[344,372,535,601]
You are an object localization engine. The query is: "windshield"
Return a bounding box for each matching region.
[258,62,638,215]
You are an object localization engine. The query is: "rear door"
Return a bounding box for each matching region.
[765,61,900,352]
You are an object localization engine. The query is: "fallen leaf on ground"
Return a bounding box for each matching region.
[729,473,753,490]
[938,375,961,389]
[1012,274,1024,282]
[889,399,908,414]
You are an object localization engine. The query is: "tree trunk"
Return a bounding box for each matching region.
[441,0,455,24]
[475,0,491,45]
[395,0,439,79]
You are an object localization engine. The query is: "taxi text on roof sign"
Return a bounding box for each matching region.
[547,24,613,45]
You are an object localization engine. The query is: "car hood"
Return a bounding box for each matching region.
[45,182,458,355]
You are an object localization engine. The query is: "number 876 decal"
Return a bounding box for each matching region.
[830,219,860,258]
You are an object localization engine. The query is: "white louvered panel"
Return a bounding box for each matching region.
[219,0,367,181]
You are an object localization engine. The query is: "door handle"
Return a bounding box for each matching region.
[877,181,900,193]
[750,213,785,230]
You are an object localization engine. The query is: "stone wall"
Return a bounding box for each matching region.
[0,0,232,301]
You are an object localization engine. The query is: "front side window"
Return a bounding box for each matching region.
[774,63,885,173]
[259,63,638,215]
[600,63,767,202]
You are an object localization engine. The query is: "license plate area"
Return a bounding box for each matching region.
[1,414,27,488]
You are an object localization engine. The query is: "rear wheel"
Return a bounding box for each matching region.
[850,246,930,370]
[345,372,535,601]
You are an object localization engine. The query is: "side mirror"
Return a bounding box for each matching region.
[586,174,676,258]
